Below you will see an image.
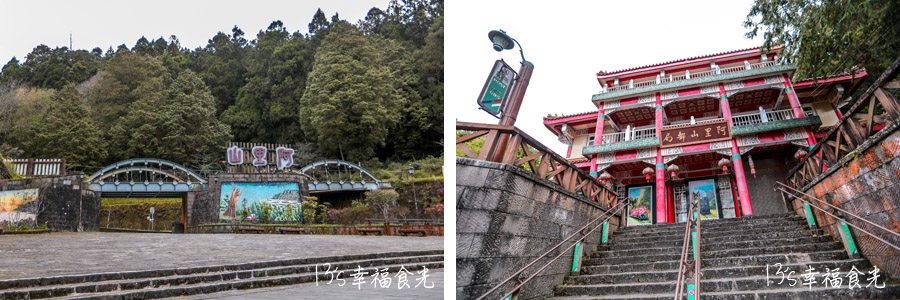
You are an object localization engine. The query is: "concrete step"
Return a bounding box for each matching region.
[0,249,442,291]
[600,228,825,251]
[582,250,850,275]
[584,241,844,266]
[547,284,900,300]
[612,219,809,239]
[0,250,442,299]
[619,214,802,233]
[594,236,834,258]
[58,261,444,300]
[609,224,818,244]
[554,272,893,297]
[568,259,871,285]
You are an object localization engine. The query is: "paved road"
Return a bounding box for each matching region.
[0,232,443,280]
[179,270,445,299]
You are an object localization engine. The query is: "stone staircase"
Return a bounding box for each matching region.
[549,213,900,299]
[0,250,442,300]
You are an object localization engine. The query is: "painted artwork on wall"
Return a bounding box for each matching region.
[689,179,720,220]
[627,185,653,226]
[219,182,302,222]
[0,189,39,229]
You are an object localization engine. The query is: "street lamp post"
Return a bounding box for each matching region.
[408,164,418,218]
[488,30,534,162]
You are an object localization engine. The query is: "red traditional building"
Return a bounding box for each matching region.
[544,47,866,226]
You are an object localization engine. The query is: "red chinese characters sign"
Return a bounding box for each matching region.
[660,120,731,148]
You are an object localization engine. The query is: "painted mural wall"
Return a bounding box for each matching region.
[218,182,302,222]
[0,188,39,229]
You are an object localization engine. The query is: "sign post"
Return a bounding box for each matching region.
[477,60,517,116]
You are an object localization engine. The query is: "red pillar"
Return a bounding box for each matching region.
[589,109,606,177]
[719,84,754,216]
[667,183,675,223]
[782,74,818,147]
[655,93,667,223]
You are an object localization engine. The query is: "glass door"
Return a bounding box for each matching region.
[674,182,688,223]
[718,175,736,219]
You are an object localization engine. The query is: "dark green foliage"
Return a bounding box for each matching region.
[0,1,442,173]
[745,0,900,79]
[300,22,402,162]
[0,45,101,89]
[29,85,107,170]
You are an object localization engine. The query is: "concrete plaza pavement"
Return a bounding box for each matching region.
[0,232,443,280]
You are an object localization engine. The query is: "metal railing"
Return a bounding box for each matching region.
[731,109,795,126]
[475,199,629,300]
[664,117,725,129]
[673,191,701,299]
[786,56,900,188]
[457,122,618,206]
[600,127,656,144]
[599,61,779,94]
[774,182,900,253]
[4,158,66,177]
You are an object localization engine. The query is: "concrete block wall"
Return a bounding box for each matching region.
[456,158,622,300]
[0,175,101,231]
[792,128,900,278]
[190,173,309,226]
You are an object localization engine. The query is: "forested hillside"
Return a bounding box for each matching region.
[0,0,443,175]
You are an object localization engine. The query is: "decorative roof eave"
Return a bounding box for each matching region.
[596,46,783,79]
[592,64,797,104]
[793,69,867,88]
[543,111,599,137]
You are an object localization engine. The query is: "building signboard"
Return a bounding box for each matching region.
[660,120,731,148]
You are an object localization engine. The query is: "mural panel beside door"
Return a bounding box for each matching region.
[626,185,654,226]
[688,178,721,220]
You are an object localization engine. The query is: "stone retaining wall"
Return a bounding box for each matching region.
[0,175,100,231]
[456,158,622,300]
[792,126,900,278]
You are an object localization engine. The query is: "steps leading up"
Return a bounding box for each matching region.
[549,213,899,299]
[0,250,443,300]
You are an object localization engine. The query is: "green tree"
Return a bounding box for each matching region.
[90,51,168,126]
[29,85,107,170]
[155,70,231,167]
[221,21,312,143]
[299,22,402,162]
[193,26,249,116]
[745,0,900,79]
[364,189,399,220]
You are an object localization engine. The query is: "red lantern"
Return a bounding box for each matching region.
[667,164,680,179]
[718,158,732,174]
[794,149,808,161]
[599,171,613,185]
[642,167,654,183]
[748,155,757,178]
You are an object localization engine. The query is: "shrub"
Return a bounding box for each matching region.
[329,200,372,225]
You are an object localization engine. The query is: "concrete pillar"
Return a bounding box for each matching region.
[782,74,817,147]
[719,84,754,216]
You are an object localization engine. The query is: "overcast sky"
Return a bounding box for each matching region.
[0,0,389,63]
[446,0,764,154]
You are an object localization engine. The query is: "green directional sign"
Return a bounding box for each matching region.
[478,59,516,116]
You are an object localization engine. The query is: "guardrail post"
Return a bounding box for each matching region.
[571,240,583,273]
[601,221,609,244]
[837,219,860,259]
[802,201,816,229]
